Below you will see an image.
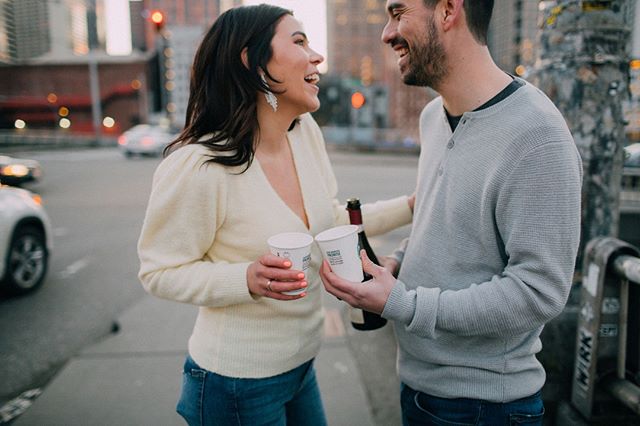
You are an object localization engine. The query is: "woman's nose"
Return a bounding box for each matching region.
[310,49,324,65]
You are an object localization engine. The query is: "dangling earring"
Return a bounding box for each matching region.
[260,73,278,112]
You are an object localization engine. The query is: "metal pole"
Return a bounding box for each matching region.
[88,54,103,146]
[603,378,640,415]
[531,0,632,272]
[617,278,629,379]
[613,254,640,282]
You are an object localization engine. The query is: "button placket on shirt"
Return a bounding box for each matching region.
[438,116,467,177]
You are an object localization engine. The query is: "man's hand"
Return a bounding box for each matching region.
[320,250,397,314]
[379,256,400,277]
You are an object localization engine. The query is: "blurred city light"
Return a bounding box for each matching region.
[47,93,58,104]
[2,164,29,178]
[151,10,165,33]
[14,119,26,129]
[31,194,43,206]
[59,118,71,129]
[631,59,640,70]
[351,91,366,109]
[58,107,69,117]
[515,65,527,77]
[151,10,164,24]
[165,81,175,91]
[166,102,176,113]
[131,79,142,90]
[103,117,115,128]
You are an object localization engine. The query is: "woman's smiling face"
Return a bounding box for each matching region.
[264,15,325,115]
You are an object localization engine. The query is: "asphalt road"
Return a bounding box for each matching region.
[0,146,418,425]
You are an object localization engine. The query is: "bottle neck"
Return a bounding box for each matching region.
[348,208,363,226]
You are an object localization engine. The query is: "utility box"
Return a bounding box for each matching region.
[571,237,640,420]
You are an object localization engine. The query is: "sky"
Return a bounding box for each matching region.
[242,0,328,73]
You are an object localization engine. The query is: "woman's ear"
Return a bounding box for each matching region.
[241,47,249,69]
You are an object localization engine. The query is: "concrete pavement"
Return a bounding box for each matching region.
[13,291,379,426]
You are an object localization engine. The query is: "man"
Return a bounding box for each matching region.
[319,0,582,424]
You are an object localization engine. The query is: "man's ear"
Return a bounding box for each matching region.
[441,0,464,31]
[241,47,249,69]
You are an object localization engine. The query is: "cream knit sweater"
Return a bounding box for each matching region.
[138,113,412,378]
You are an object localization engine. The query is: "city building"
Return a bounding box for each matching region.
[0,0,152,133]
[0,53,151,133]
[162,25,203,127]
[325,0,431,141]
[142,1,226,127]
[488,0,539,77]
[0,0,117,62]
[0,0,50,62]
[327,0,386,83]
[220,0,242,13]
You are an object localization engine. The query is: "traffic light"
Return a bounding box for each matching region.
[351,91,366,109]
[150,10,165,32]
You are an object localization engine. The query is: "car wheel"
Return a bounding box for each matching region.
[2,226,48,295]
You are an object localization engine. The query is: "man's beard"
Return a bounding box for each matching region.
[403,16,447,88]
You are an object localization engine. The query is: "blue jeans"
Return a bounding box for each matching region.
[400,383,544,426]
[176,356,327,426]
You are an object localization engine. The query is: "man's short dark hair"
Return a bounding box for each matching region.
[424,0,493,45]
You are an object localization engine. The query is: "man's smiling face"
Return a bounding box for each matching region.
[382,0,448,88]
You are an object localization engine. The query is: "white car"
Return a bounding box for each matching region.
[117,124,176,158]
[0,185,52,295]
[0,155,42,186]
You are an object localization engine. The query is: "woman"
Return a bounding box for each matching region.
[137,5,414,425]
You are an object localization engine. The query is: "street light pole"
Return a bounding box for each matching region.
[88,53,103,146]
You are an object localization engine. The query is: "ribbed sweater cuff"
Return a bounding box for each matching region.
[382,280,415,325]
[211,262,256,305]
[383,280,441,338]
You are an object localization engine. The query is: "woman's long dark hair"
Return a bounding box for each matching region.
[164,5,292,172]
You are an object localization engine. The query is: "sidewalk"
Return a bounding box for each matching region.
[13,292,375,426]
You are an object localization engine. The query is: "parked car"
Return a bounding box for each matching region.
[0,155,42,186]
[624,143,640,168]
[0,185,52,296]
[117,124,176,158]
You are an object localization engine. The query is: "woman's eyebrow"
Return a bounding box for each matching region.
[291,31,308,40]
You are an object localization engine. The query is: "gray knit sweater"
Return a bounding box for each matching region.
[382,80,582,402]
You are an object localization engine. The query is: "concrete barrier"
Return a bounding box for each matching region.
[0,130,117,150]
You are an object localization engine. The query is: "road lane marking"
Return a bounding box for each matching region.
[0,388,42,423]
[52,227,68,237]
[59,257,90,279]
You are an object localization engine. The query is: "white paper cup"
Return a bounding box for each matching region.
[314,225,363,282]
[267,232,314,295]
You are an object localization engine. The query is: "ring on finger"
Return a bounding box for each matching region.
[266,279,273,292]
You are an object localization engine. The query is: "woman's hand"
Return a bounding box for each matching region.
[246,253,308,300]
[408,192,416,213]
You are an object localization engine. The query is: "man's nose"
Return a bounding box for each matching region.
[381,21,396,45]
